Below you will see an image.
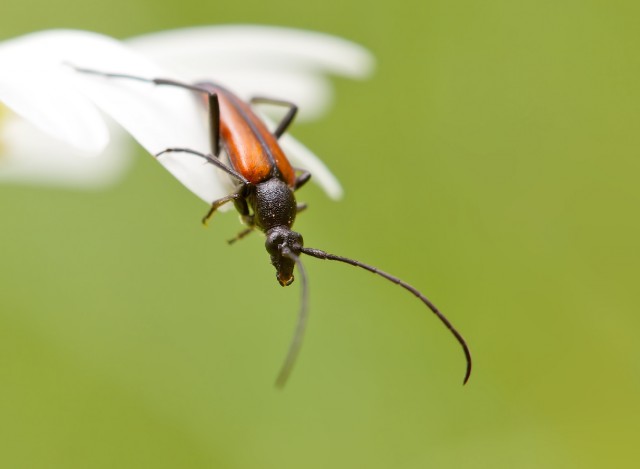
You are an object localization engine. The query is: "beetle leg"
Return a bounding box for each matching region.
[156,148,249,185]
[297,203,308,213]
[294,169,311,191]
[249,96,298,138]
[70,67,223,158]
[146,78,221,157]
[227,227,254,245]
[227,197,255,244]
[203,91,220,157]
[202,192,245,226]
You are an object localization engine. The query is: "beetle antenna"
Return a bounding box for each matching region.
[301,247,472,385]
[275,247,310,388]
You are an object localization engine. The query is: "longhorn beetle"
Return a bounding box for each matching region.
[74,66,472,387]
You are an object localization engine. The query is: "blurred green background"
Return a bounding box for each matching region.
[1,0,639,467]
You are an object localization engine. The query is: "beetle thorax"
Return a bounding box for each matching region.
[250,178,297,232]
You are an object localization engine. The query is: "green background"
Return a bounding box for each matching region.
[1,0,639,467]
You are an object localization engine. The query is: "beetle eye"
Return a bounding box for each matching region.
[265,230,285,255]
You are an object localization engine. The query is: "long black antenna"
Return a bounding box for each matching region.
[301,247,472,385]
[275,248,310,388]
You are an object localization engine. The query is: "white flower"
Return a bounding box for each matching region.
[0,27,374,202]
[125,25,375,201]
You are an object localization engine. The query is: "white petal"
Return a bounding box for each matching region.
[128,25,375,77]
[11,30,209,153]
[0,37,109,153]
[127,25,375,120]
[0,110,129,188]
[13,29,226,203]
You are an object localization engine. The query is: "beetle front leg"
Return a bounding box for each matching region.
[202,191,244,226]
[227,197,256,244]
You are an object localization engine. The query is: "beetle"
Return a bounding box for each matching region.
[73,66,472,387]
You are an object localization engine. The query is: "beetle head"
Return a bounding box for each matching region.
[265,226,304,286]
